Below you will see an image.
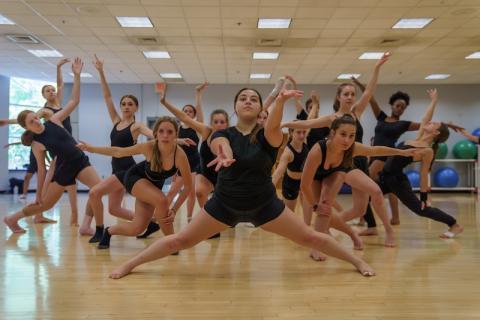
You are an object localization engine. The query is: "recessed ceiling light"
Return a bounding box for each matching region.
[425,74,450,80]
[0,14,15,25]
[337,73,361,80]
[392,18,433,29]
[161,73,182,79]
[257,18,291,29]
[465,51,480,59]
[253,52,279,60]
[116,16,153,28]
[143,51,171,59]
[250,73,271,79]
[70,72,93,78]
[359,52,385,60]
[28,50,63,58]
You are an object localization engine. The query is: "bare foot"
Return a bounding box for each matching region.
[309,249,327,261]
[33,216,57,224]
[390,218,400,225]
[109,263,134,279]
[70,213,78,227]
[358,228,378,236]
[3,216,26,233]
[440,224,464,239]
[351,233,364,250]
[355,261,376,277]
[79,227,95,236]
[384,231,396,248]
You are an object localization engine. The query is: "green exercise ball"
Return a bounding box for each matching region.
[453,140,478,159]
[435,143,448,159]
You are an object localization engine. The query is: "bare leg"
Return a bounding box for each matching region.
[66,184,79,226]
[309,180,327,261]
[284,198,297,213]
[21,172,34,198]
[195,174,214,209]
[300,192,313,226]
[109,187,134,221]
[34,159,57,223]
[261,207,375,277]
[108,200,153,237]
[186,172,197,220]
[110,209,228,279]
[76,166,102,237]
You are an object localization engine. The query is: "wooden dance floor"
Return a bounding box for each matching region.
[1,193,479,319]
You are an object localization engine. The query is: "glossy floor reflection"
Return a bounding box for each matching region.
[1,192,479,319]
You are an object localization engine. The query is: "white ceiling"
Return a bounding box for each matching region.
[0,0,480,84]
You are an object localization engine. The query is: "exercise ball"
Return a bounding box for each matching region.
[405,170,420,188]
[453,140,477,159]
[339,183,351,194]
[434,167,459,188]
[472,128,480,139]
[435,143,448,159]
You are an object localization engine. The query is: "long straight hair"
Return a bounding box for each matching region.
[150,116,179,172]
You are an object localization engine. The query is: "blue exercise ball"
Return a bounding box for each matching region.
[434,167,459,188]
[405,170,420,188]
[472,128,480,138]
[339,183,351,194]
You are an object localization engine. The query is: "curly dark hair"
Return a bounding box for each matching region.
[389,91,410,106]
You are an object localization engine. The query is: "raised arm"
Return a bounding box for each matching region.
[264,77,286,113]
[282,114,335,130]
[271,148,292,187]
[77,140,148,158]
[160,90,210,140]
[351,52,390,118]
[194,82,208,124]
[459,129,480,144]
[265,89,304,148]
[307,91,320,120]
[416,89,438,140]
[52,57,82,124]
[134,122,154,140]
[353,143,417,158]
[351,76,382,119]
[300,144,322,206]
[284,75,304,115]
[93,54,121,124]
[56,58,70,105]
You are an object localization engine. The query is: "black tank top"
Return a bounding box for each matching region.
[315,140,346,180]
[296,109,330,149]
[33,121,83,162]
[199,138,216,179]
[178,126,199,159]
[110,122,136,172]
[144,146,178,180]
[373,111,411,148]
[44,106,72,134]
[355,117,363,143]
[383,142,415,174]
[286,142,308,172]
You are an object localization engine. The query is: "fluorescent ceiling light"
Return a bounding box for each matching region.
[392,18,433,29]
[257,18,291,29]
[143,51,171,59]
[465,51,480,59]
[250,73,271,79]
[359,52,385,60]
[0,14,15,25]
[116,16,153,28]
[425,74,450,80]
[70,72,93,78]
[253,52,279,60]
[28,50,63,58]
[161,73,182,79]
[337,73,361,80]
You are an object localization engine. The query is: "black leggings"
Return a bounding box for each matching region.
[364,172,456,228]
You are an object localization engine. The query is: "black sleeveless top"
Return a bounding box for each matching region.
[178,126,200,159]
[354,117,363,143]
[33,121,83,162]
[296,109,330,149]
[143,146,178,181]
[211,127,278,210]
[44,106,72,134]
[383,142,415,174]
[314,140,346,180]
[286,142,308,172]
[110,122,136,173]
[373,111,411,148]
[199,137,217,182]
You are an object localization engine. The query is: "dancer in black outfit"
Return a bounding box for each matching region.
[77,117,192,249]
[108,87,376,280]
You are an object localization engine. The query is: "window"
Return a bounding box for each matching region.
[8,77,54,170]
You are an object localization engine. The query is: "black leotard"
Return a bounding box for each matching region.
[371,111,411,162]
[110,122,136,181]
[297,110,330,149]
[199,137,217,186]
[44,106,72,134]
[27,149,38,174]
[178,126,200,172]
[314,139,346,181]
[286,143,309,172]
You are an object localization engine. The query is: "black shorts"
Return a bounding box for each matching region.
[114,169,128,185]
[199,171,217,187]
[182,153,200,174]
[123,163,165,194]
[282,174,300,200]
[52,155,90,187]
[204,194,285,227]
[27,160,37,174]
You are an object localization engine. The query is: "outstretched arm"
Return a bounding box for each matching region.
[351,52,390,118]
[282,114,334,130]
[459,129,480,144]
[52,57,83,124]
[93,54,121,124]
[353,143,417,158]
[56,58,70,106]
[208,137,235,172]
[195,82,208,124]
[415,89,438,140]
[265,89,304,148]
[77,140,148,158]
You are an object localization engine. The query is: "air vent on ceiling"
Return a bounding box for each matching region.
[257,38,282,47]
[6,34,40,44]
[128,36,163,46]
